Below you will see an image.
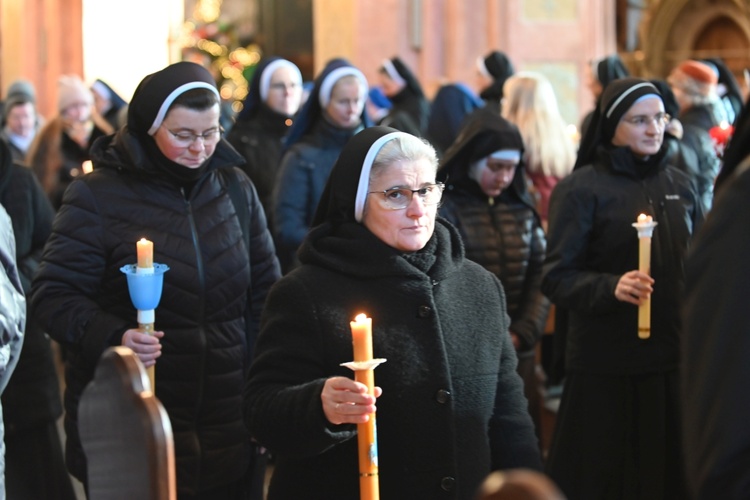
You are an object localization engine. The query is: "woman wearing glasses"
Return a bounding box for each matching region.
[542,78,703,498]
[245,126,542,499]
[31,62,281,499]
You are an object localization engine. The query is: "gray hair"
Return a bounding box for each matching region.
[370,134,438,182]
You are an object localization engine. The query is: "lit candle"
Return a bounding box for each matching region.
[349,313,379,500]
[135,237,155,389]
[351,313,373,362]
[137,238,153,269]
[632,214,657,339]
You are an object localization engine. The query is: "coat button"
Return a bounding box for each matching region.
[441,476,455,491]
[418,305,431,317]
[436,389,451,404]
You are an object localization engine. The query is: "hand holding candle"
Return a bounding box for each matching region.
[121,237,169,392]
[632,214,658,339]
[345,313,383,500]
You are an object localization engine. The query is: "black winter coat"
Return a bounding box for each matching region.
[0,140,61,432]
[245,220,542,500]
[273,119,361,272]
[31,128,281,496]
[225,103,293,226]
[542,146,702,375]
[440,184,549,358]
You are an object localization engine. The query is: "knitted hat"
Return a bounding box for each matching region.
[58,75,93,112]
[669,60,718,97]
[675,60,718,85]
[6,79,35,102]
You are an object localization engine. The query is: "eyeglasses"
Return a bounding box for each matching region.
[368,183,445,210]
[269,82,300,92]
[164,126,222,147]
[621,112,670,128]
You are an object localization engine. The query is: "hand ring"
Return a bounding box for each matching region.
[335,403,340,411]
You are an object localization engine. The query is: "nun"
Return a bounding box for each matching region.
[541,78,702,498]
[273,58,370,273]
[246,126,541,499]
[377,56,431,136]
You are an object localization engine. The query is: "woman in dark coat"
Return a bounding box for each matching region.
[476,50,515,110]
[542,78,703,498]
[0,138,75,499]
[438,113,549,447]
[425,83,484,158]
[681,100,750,500]
[226,57,303,226]
[245,127,542,500]
[377,56,431,136]
[91,78,128,130]
[273,58,370,273]
[31,61,281,499]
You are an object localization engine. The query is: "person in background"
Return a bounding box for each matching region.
[90,78,128,131]
[0,80,41,164]
[226,57,304,228]
[273,58,370,273]
[580,54,630,138]
[27,75,114,209]
[668,60,723,212]
[501,72,576,226]
[541,78,702,498]
[245,126,542,499]
[377,56,430,136]
[438,112,550,448]
[702,58,744,125]
[681,93,750,500]
[476,50,515,111]
[0,202,26,500]
[31,61,281,500]
[365,87,392,124]
[0,138,74,500]
[425,82,484,158]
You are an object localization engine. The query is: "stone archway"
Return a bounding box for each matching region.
[641,0,750,78]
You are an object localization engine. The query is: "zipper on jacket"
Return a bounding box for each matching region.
[183,188,209,450]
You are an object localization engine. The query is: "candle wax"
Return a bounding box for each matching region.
[137,238,153,268]
[351,314,373,362]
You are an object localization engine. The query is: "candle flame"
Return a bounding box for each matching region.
[720,120,730,130]
[354,313,369,322]
[139,238,149,244]
[638,213,648,222]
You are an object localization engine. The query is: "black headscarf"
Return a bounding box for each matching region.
[479,51,515,102]
[574,78,663,169]
[382,57,426,99]
[128,61,218,137]
[438,112,533,209]
[283,58,370,150]
[91,79,128,110]
[702,57,744,121]
[126,61,221,184]
[235,56,302,122]
[594,54,630,88]
[312,126,403,227]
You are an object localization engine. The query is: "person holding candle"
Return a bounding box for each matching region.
[31,61,281,500]
[541,78,703,498]
[245,126,542,499]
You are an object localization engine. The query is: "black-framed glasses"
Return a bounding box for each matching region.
[164,126,223,147]
[621,112,670,128]
[368,183,445,210]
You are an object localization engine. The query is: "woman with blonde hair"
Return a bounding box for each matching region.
[502,72,576,225]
